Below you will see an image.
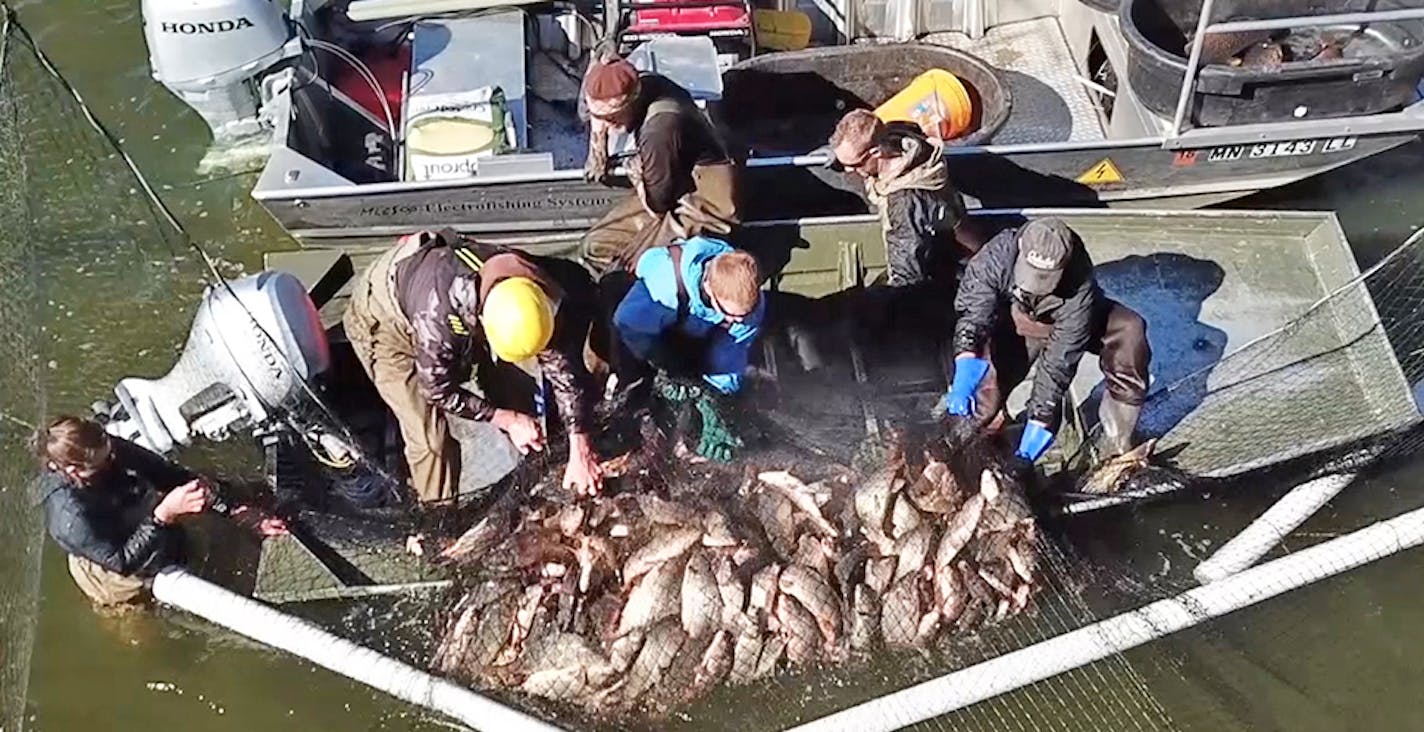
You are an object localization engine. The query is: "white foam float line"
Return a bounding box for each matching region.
[1194,472,1358,585]
[151,567,564,732]
[785,504,1424,732]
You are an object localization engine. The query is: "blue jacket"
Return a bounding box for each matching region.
[614,237,766,393]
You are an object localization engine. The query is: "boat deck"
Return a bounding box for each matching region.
[526,52,591,171]
[927,17,1108,145]
[251,207,1419,607]
[269,208,1414,483]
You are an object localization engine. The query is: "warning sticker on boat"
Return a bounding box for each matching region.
[1076,158,1124,186]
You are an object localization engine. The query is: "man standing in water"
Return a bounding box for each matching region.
[579,54,740,275]
[344,229,603,503]
[944,218,1152,463]
[35,416,286,609]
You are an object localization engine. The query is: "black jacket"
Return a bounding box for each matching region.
[875,127,966,286]
[38,438,192,577]
[884,188,965,286]
[952,226,1102,423]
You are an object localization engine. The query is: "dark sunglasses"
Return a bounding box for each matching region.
[837,145,878,171]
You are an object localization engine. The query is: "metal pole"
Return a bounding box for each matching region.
[1194,472,1357,584]
[152,567,565,732]
[785,504,1424,732]
[1170,0,1217,138]
[1207,8,1424,34]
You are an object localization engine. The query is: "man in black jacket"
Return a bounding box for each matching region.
[943,218,1152,462]
[36,416,286,608]
[829,109,971,288]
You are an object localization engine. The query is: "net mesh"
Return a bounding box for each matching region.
[0,14,52,726]
[3,7,1424,732]
[1089,227,1424,481]
[0,15,49,730]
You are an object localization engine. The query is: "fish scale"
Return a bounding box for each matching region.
[893,524,935,581]
[617,620,686,708]
[728,612,767,685]
[849,584,881,651]
[713,556,748,626]
[623,526,702,583]
[694,630,734,689]
[681,549,722,639]
[777,594,822,665]
[618,554,687,637]
[651,632,713,713]
[907,460,958,514]
[779,564,843,645]
[881,573,923,648]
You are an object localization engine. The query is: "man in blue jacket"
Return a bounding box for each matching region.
[612,235,766,461]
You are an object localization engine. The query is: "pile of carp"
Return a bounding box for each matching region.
[429,426,1041,719]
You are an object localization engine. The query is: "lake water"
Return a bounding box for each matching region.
[12,1,1424,730]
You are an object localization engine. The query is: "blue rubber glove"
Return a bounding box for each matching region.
[1015,421,1056,463]
[943,356,991,417]
[702,372,741,395]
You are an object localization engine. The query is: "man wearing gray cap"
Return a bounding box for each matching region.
[943,218,1151,463]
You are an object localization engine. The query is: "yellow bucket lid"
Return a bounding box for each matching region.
[406,116,499,156]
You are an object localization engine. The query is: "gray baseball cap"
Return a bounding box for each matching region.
[1013,218,1074,296]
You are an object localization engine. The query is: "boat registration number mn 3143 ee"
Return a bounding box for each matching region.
[1205,137,1358,163]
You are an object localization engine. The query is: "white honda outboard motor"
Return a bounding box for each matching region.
[100,271,331,454]
[141,0,303,142]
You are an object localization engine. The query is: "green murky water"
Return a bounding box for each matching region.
[12,1,1424,730]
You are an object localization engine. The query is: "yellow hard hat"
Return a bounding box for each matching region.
[482,277,555,362]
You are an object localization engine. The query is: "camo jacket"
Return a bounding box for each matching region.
[393,237,593,434]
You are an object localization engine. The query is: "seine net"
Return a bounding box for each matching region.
[0,12,45,729]
[395,230,1424,732]
[0,8,412,727]
[5,6,1424,732]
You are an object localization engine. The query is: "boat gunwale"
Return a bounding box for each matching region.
[251,125,1388,202]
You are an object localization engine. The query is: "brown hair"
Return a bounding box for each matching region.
[829,109,885,152]
[35,415,110,470]
[704,250,761,315]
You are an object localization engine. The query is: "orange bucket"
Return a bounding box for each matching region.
[874,69,975,140]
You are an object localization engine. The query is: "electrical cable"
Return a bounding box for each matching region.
[8,10,403,497]
[304,35,398,137]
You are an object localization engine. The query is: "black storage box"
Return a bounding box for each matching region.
[1120,0,1424,127]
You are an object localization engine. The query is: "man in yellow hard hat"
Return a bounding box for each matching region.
[344,229,602,503]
